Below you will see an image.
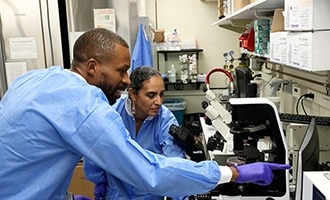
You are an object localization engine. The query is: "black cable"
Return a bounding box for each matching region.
[301,98,308,116]
[173,83,183,90]
[295,95,304,115]
[296,93,315,115]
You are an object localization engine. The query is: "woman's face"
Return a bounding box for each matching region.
[130,75,165,119]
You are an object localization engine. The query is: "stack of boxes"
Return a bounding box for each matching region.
[270,0,330,71]
[254,19,271,56]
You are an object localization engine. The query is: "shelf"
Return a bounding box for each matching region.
[157,49,203,61]
[164,80,205,91]
[156,48,203,72]
[212,0,284,33]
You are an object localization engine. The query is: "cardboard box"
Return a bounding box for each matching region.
[67,163,95,199]
[284,0,330,31]
[270,32,288,65]
[233,0,250,12]
[271,9,284,32]
[287,31,330,71]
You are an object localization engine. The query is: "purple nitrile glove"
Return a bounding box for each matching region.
[235,162,291,186]
[94,182,107,200]
[74,195,92,200]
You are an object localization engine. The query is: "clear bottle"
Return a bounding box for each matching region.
[169,64,176,83]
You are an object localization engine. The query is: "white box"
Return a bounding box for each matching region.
[287,31,330,71]
[303,172,330,200]
[284,0,330,31]
[270,32,288,64]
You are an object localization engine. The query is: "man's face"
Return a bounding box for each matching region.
[96,44,131,105]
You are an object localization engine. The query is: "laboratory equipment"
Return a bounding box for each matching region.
[303,171,330,200]
[169,124,206,162]
[231,53,261,98]
[268,79,289,97]
[294,118,320,200]
[209,98,290,200]
[279,113,330,126]
[226,156,246,166]
[201,67,234,152]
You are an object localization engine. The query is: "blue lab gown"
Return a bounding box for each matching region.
[84,97,187,199]
[0,66,220,199]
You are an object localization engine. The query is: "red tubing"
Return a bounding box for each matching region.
[205,68,234,85]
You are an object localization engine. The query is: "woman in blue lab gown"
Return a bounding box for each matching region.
[84,66,188,200]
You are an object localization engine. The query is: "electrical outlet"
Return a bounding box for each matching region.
[292,84,302,98]
[307,89,330,107]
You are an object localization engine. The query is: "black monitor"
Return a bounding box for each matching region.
[295,118,320,200]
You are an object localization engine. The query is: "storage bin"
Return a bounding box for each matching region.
[163,98,186,125]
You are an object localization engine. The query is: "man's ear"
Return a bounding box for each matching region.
[86,58,98,75]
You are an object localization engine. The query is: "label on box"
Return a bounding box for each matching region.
[270,32,288,64]
[288,32,312,70]
[284,0,330,31]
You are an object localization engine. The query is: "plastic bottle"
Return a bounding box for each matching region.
[169,64,176,83]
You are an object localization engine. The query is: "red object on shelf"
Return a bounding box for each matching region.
[239,27,254,52]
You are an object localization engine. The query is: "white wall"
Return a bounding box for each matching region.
[143,0,240,114]
[146,0,240,87]
[144,0,330,117]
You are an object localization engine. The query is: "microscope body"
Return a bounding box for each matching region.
[212,98,290,200]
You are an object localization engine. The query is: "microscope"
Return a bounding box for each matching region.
[209,98,290,200]
[194,53,290,199]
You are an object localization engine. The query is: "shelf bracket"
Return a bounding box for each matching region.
[229,19,251,28]
[253,9,274,20]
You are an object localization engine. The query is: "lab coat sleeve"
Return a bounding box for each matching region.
[160,107,188,200]
[83,158,107,184]
[66,101,222,197]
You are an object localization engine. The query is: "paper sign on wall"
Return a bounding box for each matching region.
[5,62,27,86]
[94,8,116,33]
[9,37,38,59]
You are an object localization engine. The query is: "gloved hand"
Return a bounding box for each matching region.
[94,182,107,200]
[74,195,92,200]
[235,162,291,186]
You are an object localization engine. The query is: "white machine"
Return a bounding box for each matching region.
[303,171,330,200]
[201,97,290,200]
